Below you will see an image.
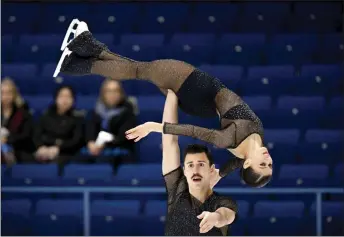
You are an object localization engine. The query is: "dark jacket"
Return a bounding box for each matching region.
[33,105,83,156]
[1,103,34,154]
[86,100,136,152]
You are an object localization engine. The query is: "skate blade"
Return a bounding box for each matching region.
[53,48,72,78]
[60,18,80,51]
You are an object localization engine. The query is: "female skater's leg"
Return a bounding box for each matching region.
[61,52,195,93]
[62,21,195,92]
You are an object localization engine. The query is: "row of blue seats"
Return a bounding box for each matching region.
[3,33,343,47]
[2,200,343,236]
[20,95,343,111]
[4,2,342,16]
[3,3,342,34]
[3,43,342,66]
[3,34,343,65]
[3,63,342,79]
[3,199,343,218]
[2,163,343,187]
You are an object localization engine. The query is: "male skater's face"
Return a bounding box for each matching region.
[183,152,215,190]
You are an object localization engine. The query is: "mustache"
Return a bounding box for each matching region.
[191,174,203,179]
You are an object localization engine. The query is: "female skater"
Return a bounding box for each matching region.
[54,20,272,187]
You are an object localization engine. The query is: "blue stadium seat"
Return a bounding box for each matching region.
[316,34,344,64]
[116,45,159,61]
[187,3,239,33]
[115,163,162,186]
[137,132,163,163]
[236,201,250,218]
[242,96,272,111]
[9,164,59,186]
[137,216,166,235]
[19,34,63,47]
[265,96,324,129]
[2,3,40,34]
[62,164,113,185]
[242,65,294,96]
[254,201,305,218]
[53,75,103,96]
[23,95,52,112]
[138,4,188,34]
[145,200,166,217]
[1,199,32,235]
[287,14,340,34]
[160,44,213,66]
[299,64,343,96]
[266,34,317,65]
[199,65,243,89]
[294,2,342,17]
[333,163,344,186]
[298,130,344,166]
[264,129,299,164]
[12,45,60,63]
[75,95,97,110]
[278,164,329,187]
[239,3,289,33]
[170,33,215,46]
[33,199,83,236]
[120,34,165,47]
[91,216,139,235]
[2,199,32,217]
[2,64,38,78]
[92,200,140,217]
[305,129,343,143]
[215,34,265,65]
[38,3,90,33]
[137,96,165,112]
[247,217,304,236]
[310,202,344,235]
[243,2,290,16]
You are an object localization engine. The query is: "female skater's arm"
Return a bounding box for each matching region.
[126,122,236,149]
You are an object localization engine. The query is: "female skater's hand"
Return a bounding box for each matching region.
[197,211,220,233]
[125,122,163,142]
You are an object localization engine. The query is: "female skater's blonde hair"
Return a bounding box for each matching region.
[98,78,126,104]
[1,77,25,108]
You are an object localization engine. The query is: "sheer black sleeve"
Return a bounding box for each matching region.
[219,158,244,178]
[215,196,238,213]
[163,122,236,149]
[163,167,188,210]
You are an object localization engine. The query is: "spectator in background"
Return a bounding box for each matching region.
[33,85,83,163]
[85,79,136,162]
[1,78,34,165]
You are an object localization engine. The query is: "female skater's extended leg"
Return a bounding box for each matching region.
[61,53,195,93]
[60,20,195,92]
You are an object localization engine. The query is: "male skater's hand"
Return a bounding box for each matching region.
[197,211,220,233]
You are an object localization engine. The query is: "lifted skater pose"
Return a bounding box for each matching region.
[54,20,272,188]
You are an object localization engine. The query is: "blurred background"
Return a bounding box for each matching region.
[1,0,344,236]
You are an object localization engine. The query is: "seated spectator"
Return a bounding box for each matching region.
[85,79,136,161]
[1,78,34,165]
[33,85,83,163]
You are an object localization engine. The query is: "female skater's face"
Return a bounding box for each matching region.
[103,81,123,107]
[245,147,273,176]
[56,88,74,113]
[183,153,214,190]
[1,83,15,106]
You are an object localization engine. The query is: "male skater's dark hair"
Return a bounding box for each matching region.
[183,144,214,166]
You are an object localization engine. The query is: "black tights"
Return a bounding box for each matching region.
[91,50,195,94]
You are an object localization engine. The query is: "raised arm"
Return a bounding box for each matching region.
[162,90,180,175]
[163,122,236,149]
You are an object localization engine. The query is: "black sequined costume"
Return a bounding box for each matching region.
[60,31,264,178]
[164,167,238,236]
